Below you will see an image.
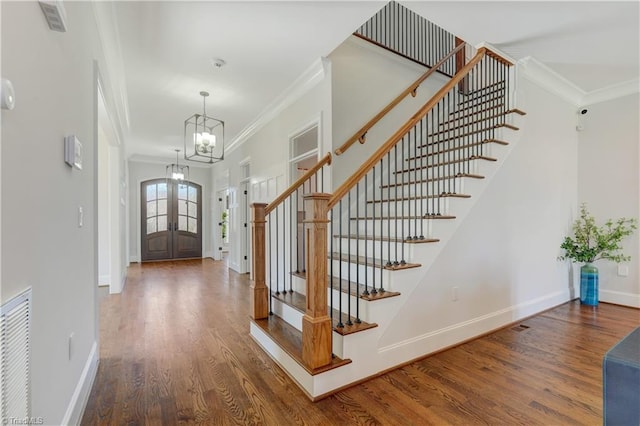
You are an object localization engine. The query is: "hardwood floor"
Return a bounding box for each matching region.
[81,259,640,425]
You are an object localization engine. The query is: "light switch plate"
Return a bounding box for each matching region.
[618,264,629,277]
[65,135,83,170]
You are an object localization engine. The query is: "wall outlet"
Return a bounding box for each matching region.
[618,264,629,277]
[452,286,459,302]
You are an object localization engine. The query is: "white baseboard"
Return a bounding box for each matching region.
[129,255,139,264]
[61,341,98,425]
[600,289,640,308]
[379,290,570,357]
[98,275,110,286]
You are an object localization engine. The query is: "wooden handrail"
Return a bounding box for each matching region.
[334,43,466,156]
[328,48,489,210]
[265,152,332,215]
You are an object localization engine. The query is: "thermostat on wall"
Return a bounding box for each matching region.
[64,135,83,170]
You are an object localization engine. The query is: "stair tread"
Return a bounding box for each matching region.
[508,108,527,116]
[350,214,456,220]
[465,81,505,96]
[271,291,378,336]
[427,123,518,140]
[291,270,402,301]
[458,82,505,103]
[395,155,497,174]
[334,234,440,244]
[330,252,421,270]
[380,173,484,189]
[329,275,401,302]
[367,193,471,203]
[455,94,505,112]
[439,111,518,129]
[252,316,352,375]
[448,103,505,119]
[408,139,508,161]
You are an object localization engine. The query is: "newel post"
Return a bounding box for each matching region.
[250,203,269,320]
[302,193,332,369]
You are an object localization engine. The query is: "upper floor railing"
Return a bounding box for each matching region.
[354,1,457,76]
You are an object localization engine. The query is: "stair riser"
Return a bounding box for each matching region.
[328,287,371,325]
[389,135,501,162]
[380,176,467,195]
[363,180,466,203]
[406,142,499,164]
[330,259,393,287]
[367,197,453,217]
[333,239,415,268]
[348,217,440,240]
[271,298,303,332]
[394,159,484,179]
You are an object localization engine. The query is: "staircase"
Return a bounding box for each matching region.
[249,3,527,400]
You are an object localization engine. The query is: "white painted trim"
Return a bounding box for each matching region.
[98,275,110,286]
[204,250,215,259]
[129,255,139,264]
[62,341,99,426]
[600,289,640,308]
[518,56,585,106]
[128,154,211,168]
[581,78,640,107]
[518,56,639,108]
[379,290,570,353]
[225,57,330,155]
[250,323,314,397]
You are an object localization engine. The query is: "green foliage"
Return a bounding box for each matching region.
[221,211,228,239]
[558,203,637,264]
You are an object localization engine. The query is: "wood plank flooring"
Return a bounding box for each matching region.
[81,258,640,425]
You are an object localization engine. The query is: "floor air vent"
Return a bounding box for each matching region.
[1,288,32,420]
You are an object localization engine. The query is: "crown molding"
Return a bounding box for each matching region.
[225,57,330,155]
[581,78,639,106]
[518,56,585,105]
[128,154,212,169]
[517,56,639,107]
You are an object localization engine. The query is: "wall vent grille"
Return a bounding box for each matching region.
[1,288,32,421]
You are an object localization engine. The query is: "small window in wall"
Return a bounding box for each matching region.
[291,126,318,159]
[290,124,319,184]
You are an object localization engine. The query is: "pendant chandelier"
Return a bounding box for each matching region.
[184,91,225,164]
[166,149,189,182]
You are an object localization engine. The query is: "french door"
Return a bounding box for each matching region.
[141,178,202,261]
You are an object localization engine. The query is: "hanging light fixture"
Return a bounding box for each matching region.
[166,149,189,182]
[184,91,225,164]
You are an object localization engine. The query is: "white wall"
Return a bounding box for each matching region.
[330,36,450,189]
[128,161,213,262]
[379,74,579,346]
[578,93,640,306]
[1,2,124,423]
[212,61,332,273]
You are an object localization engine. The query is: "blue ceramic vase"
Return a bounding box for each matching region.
[580,263,599,306]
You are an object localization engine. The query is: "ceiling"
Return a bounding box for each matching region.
[109,1,639,163]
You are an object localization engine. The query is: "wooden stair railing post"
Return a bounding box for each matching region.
[250,203,269,320]
[302,193,332,369]
[455,37,468,94]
